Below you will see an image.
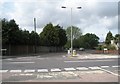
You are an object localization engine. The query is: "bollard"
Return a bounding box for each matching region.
[73,50,77,56]
[68,50,71,55]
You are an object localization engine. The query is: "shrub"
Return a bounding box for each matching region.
[107,45,116,50]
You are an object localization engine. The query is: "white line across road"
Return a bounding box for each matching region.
[1,65,119,74]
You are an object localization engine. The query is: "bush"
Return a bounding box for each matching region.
[107,45,116,50]
[96,45,104,50]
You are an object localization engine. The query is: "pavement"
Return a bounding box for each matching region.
[1,69,119,82]
[64,53,120,59]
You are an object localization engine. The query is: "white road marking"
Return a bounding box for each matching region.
[64,68,76,71]
[51,68,61,72]
[100,66,109,68]
[89,67,101,70]
[6,59,13,60]
[38,69,48,72]
[20,73,33,76]
[10,62,35,64]
[100,68,120,77]
[76,67,88,70]
[24,70,35,73]
[64,60,113,63]
[10,70,22,73]
[112,66,120,68]
[0,70,8,73]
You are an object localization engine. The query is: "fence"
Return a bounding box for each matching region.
[2,45,63,56]
[95,50,119,54]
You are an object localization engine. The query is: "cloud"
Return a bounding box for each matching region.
[0,0,119,41]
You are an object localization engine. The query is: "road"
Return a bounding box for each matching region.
[1,52,120,82]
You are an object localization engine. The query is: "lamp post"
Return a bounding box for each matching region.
[34,18,37,54]
[61,6,82,56]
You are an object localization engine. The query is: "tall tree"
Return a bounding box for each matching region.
[66,26,82,40]
[54,25,67,47]
[105,31,114,45]
[2,19,19,45]
[40,23,67,47]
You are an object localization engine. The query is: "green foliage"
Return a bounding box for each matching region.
[2,18,40,46]
[40,23,67,47]
[105,31,114,45]
[96,45,104,50]
[78,33,99,49]
[2,18,20,45]
[54,25,67,46]
[107,44,116,50]
[114,34,120,44]
[66,26,82,40]
[29,31,40,45]
[64,40,71,49]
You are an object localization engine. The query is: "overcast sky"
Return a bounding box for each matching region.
[0,0,119,42]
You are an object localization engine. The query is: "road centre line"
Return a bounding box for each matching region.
[9,62,35,64]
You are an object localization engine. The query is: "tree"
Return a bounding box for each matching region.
[2,19,19,45]
[105,31,114,45]
[29,31,40,45]
[78,33,99,49]
[114,34,120,44]
[40,23,67,47]
[54,25,67,47]
[66,26,82,40]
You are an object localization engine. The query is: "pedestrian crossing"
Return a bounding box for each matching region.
[0,65,119,73]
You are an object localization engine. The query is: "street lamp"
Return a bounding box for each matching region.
[61,6,82,56]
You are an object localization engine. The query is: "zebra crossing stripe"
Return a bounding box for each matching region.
[89,67,101,70]
[76,67,88,70]
[112,66,119,68]
[38,69,48,72]
[10,70,22,73]
[0,70,8,73]
[24,70,35,73]
[64,68,76,71]
[51,68,61,72]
